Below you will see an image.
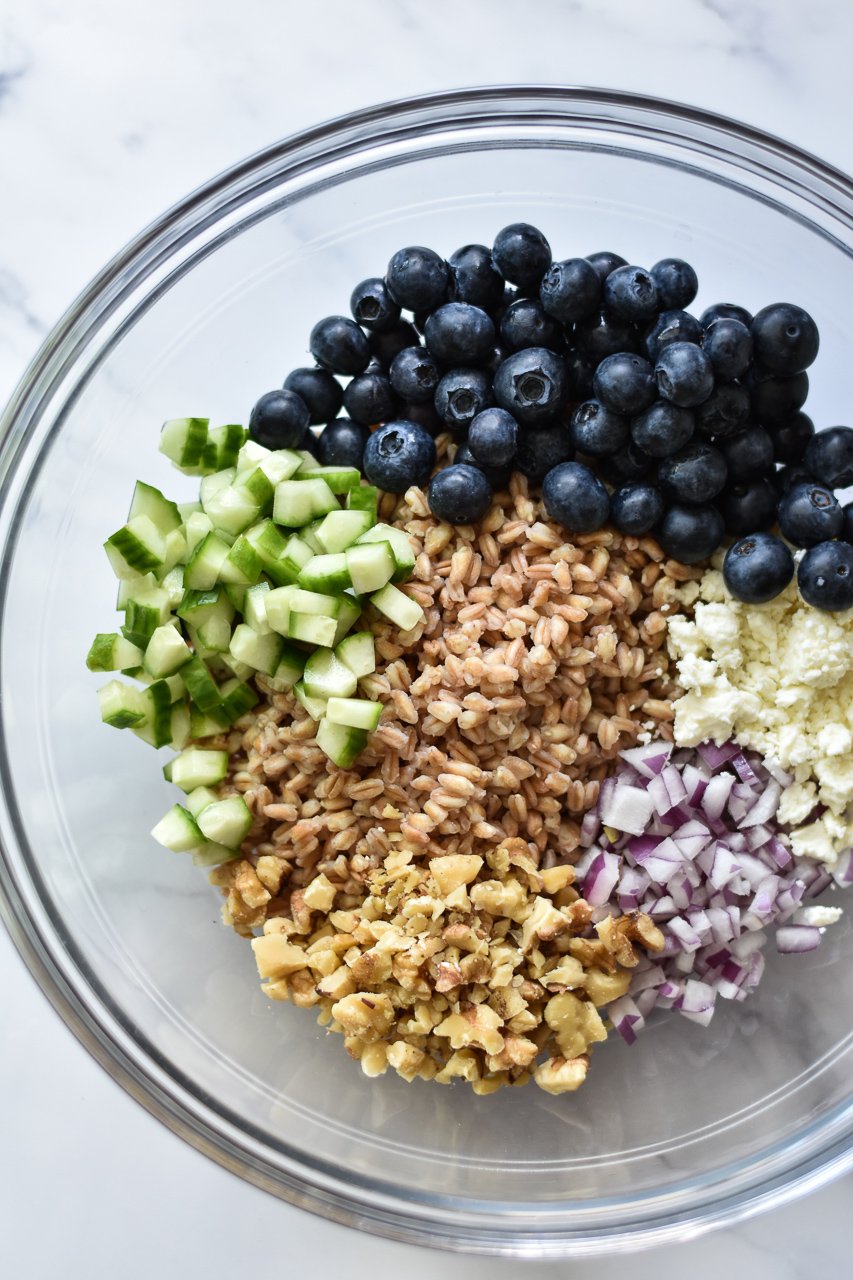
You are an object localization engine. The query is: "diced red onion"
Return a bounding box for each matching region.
[696,741,738,769]
[620,743,672,778]
[732,751,758,784]
[583,850,621,907]
[776,925,822,953]
[701,772,735,821]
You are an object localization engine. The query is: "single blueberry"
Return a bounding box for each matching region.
[644,309,703,363]
[655,342,715,408]
[309,315,371,376]
[609,483,665,535]
[778,483,843,548]
[389,346,441,405]
[349,277,401,332]
[631,401,695,458]
[599,440,655,485]
[575,310,640,363]
[499,297,562,352]
[603,265,660,323]
[447,244,506,312]
[542,461,610,533]
[772,461,816,497]
[702,318,753,382]
[694,383,751,439]
[283,367,342,425]
[424,302,496,366]
[657,442,727,504]
[427,463,493,524]
[723,533,794,604]
[700,302,753,330]
[804,425,853,489]
[467,406,519,468]
[586,250,628,282]
[362,419,437,493]
[248,389,309,449]
[455,441,514,490]
[342,372,400,426]
[650,258,699,310]
[385,246,449,312]
[843,502,853,542]
[492,222,552,290]
[748,368,809,423]
[483,343,510,378]
[797,540,853,611]
[719,425,774,483]
[434,367,494,431]
[717,478,778,535]
[570,399,630,457]
[401,400,444,436]
[367,320,420,368]
[514,424,574,481]
[316,418,370,469]
[770,412,814,465]
[657,504,725,564]
[593,352,656,416]
[539,257,602,324]
[752,303,819,376]
[493,347,567,427]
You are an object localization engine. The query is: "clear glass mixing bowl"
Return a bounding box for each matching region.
[1,88,852,1259]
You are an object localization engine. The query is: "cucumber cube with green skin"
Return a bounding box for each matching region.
[202,484,261,536]
[212,678,260,726]
[115,572,157,611]
[297,466,361,494]
[220,653,254,682]
[87,633,144,672]
[177,587,234,628]
[264,642,308,691]
[237,442,302,484]
[200,467,236,509]
[355,523,416,582]
[105,514,167,579]
[151,804,204,853]
[294,681,328,721]
[136,679,174,748]
[122,585,172,648]
[347,484,379,521]
[189,707,224,739]
[303,648,358,700]
[243,581,271,634]
[182,655,221,712]
[183,511,214,559]
[239,466,275,507]
[335,631,376,678]
[197,795,252,849]
[236,440,271,473]
[165,673,187,702]
[243,520,288,577]
[346,542,395,595]
[295,449,322,473]
[160,526,188,576]
[316,509,373,553]
[170,747,229,792]
[218,534,264,586]
[229,623,283,676]
[273,477,338,527]
[98,680,147,728]
[178,501,201,520]
[160,565,185,607]
[210,423,247,469]
[316,718,368,768]
[325,697,383,731]
[287,612,338,647]
[191,841,239,867]
[196,615,232,654]
[159,417,210,471]
[265,585,296,635]
[128,480,182,533]
[332,595,362,646]
[289,588,343,617]
[143,624,192,678]
[184,531,231,590]
[185,786,219,818]
[169,700,192,750]
[299,520,325,554]
[298,553,352,593]
[369,583,425,632]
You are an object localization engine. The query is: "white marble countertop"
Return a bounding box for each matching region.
[2,1,852,1275]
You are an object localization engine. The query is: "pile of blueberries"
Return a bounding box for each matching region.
[247,222,853,611]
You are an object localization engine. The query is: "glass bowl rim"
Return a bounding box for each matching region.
[2,84,853,1258]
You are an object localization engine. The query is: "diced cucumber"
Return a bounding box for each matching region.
[298,553,352,593]
[346,542,395,595]
[299,520,324,554]
[116,572,156,611]
[87,633,144,672]
[265,585,295,635]
[202,484,261,536]
[191,841,239,867]
[182,655,221,712]
[213,678,259,726]
[170,746,229,792]
[177,587,234,630]
[160,565,185,607]
[332,595,362,646]
[273,478,338,527]
[287,612,337,647]
[289,587,344,618]
[229,623,283,676]
[335,631,376,678]
[297,465,361,494]
[169,700,191,750]
[128,480,182,533]
[274,533,314,585]
[143,624,192,678]
[303,648,358,700]
[326,697,383,731]
[183,511,214,558]
[355,523,416,582]
[178,501,201,519]
[347,484,379,521]
[209,423,246,469]
[294,681,328,721]
[316,508,373,553]
[219,653,254,682]
[160,526,188,576]
[295,448,320,472]
[370,583,425,631]
[244,581,271,634]
[196,795,252,849]
[184,531,231,591]
[122,585,171,648]
[136,679,174,748]
[189,708,224,739]
[316,718,369,768]
[243,520,288,582]
[264,641,308,691]
[159,417,210,471]
[236,440,271,472]
[185,785,219,818]
[239,465,275,507]
[98,680,147,728]
[218,533,263,586]
[151,804,204,853]
[104,514,167,579]
[222,583,246,612]
[165,673,187,702]
[237,442,302,485]
[200,467,236,508]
